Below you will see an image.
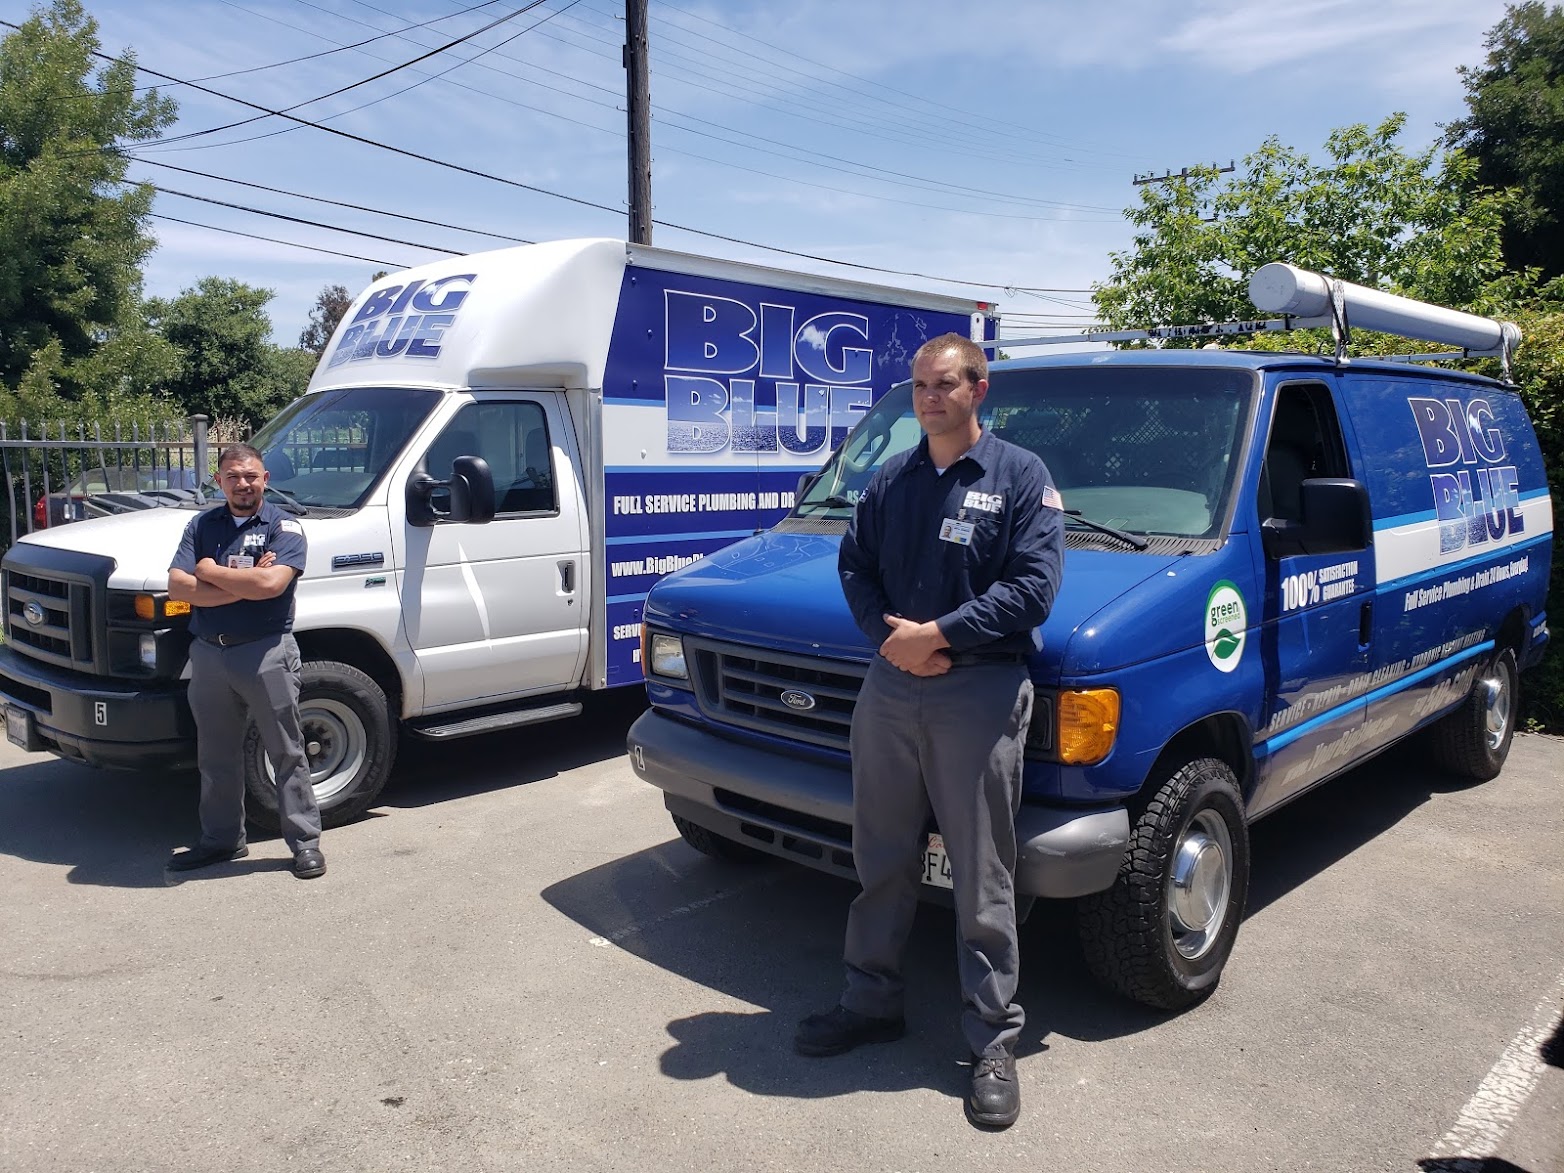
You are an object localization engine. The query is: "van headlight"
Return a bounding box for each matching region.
[648,633,688,680]
[1056,688,1120,765]
[139,633,158,670]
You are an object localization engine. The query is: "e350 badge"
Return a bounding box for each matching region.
[1205,580,1246,673]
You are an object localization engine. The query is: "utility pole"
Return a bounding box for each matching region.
[1132,162,1235,221]
[624,0,652,245]
[1132,161,1235,186]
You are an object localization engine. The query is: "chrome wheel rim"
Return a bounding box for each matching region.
[264,698,367,803]
[1168,809,1233,961]
[1481,663,1512,752]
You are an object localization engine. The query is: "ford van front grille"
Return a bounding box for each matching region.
[684,637,865,752]
[4,568,92,670]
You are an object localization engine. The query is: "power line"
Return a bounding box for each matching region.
[4,22,1108,299]
[271,0,1114,213]
[644,0,1147,164]
[141,0,584,158]
[128,157,533,244]
[148,0,563,149]
[136,0,508,92]
[145,183,462,255]
[148,212,409,268]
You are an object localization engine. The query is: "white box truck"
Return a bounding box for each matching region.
[0,238,995,828]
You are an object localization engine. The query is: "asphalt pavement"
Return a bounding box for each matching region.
[0,691,1559,1173]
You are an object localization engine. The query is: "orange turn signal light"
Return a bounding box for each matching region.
[1056,688,1120,765]
[135,595,191,620]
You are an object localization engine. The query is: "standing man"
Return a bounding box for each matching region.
[166,444,324,880]
[795,333,1063,1129]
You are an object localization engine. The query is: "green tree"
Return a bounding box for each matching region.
[1095,116,1512,338]
[299,282,352,355]
[1446,3,1564,279]
[149,278,308,427]
[0,0,177,397]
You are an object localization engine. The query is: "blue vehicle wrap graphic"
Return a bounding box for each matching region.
[326,274,477,369]
[599,266,985,685]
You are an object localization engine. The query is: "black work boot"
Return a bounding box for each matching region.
[966,1051,1020,1128]
[793,1005,905,1056]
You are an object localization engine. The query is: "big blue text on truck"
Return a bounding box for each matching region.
[627,265,1555,1010]
[0,239,994,828]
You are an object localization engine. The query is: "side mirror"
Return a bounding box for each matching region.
[797,470,820,498]
[1262,477,1372,559]
[448,455,495,524]
[405,455,496,527]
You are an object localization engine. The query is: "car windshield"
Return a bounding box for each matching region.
[794,365,1255,541]
[201,386,441,511]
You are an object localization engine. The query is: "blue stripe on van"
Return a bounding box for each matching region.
[1374,487,1550,532]
[1261,639,1494,757]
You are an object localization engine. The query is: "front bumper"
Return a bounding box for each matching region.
[627,708,1130,899]
[0,644,194,769]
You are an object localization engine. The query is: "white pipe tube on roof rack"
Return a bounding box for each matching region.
[1248,262,1521,354]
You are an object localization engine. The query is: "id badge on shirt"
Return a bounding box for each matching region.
[226,554,255,569]
[939,518,975,546]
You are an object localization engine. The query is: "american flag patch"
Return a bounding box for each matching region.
[1041,484,1064,510]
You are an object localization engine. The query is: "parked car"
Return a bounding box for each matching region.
[32,465,201,529]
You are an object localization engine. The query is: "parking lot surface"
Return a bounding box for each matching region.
[1,692,1560,1172]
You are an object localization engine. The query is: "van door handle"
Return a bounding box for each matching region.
[559,560,575,593]
[1359,599,1373,646]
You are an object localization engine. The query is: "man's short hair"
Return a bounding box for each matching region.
[913,332,988,386]
[217,443,264,470]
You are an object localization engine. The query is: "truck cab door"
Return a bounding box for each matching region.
[397,393,589,712]
[1249,378,1375,815]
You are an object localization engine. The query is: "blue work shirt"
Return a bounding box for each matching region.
[839,429,1064,656]
[170,501,309,639]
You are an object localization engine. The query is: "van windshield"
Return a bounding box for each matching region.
[202,386,442,512]
[794,365,1255,541]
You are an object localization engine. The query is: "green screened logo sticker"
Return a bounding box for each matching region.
[1205,579,1247,673]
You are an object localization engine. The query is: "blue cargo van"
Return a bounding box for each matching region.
[626,271,1554,1010]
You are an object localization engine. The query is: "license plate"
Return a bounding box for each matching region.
[6,705,35,750]
[921,833,953,890]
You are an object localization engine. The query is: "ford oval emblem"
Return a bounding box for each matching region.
[780,689,817,711]
[22,600,45,627]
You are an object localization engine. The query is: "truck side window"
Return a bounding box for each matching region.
[1260,383,1349,523]
[426,402,557,516]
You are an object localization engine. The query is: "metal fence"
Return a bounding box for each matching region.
[0,415,212,549]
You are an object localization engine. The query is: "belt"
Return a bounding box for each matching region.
[944,650,1027,667]
[198,631,274,648]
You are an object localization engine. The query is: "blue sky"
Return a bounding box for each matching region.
[69,0,1515,346]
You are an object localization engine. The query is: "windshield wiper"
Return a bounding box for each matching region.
[265,485,308,515]
[794,494,855,516]
[1065,509,1149,551]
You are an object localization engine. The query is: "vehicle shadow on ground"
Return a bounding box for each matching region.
[382,689,648,811]
[0,689,649,889]
[541,743,1499,1105]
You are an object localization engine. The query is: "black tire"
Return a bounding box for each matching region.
[1426,647,1518,782]
[243,659,396,833]
[671,813,761,863]
[1077,757,1250,1011]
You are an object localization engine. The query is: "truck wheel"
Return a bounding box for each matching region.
[1427,647,1518,782]
[243,660,396,833]
[1077,757,1250,1011]
[671,813,761,863]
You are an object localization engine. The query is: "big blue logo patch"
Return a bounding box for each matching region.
[1408,397,1524,553]
[664,291,877,455]
[327,274,477,369]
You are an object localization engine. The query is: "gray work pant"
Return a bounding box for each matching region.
[187,634,320,854]
[841,654,1033,1058]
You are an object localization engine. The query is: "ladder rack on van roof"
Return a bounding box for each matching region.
[986,262,1522,379]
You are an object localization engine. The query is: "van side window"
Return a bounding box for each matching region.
[424,402,557,515]
[1259,383,1349,523]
